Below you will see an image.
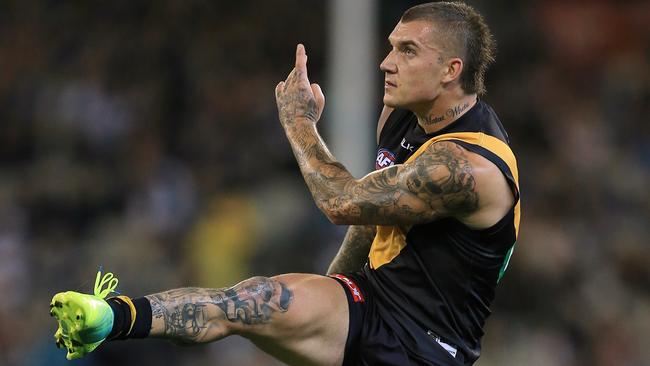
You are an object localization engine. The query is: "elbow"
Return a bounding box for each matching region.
[319,199,357,225]
[327,213,348,226]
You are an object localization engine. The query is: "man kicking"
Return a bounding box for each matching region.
[51,2,520,365]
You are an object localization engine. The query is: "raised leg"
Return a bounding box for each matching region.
[145,274,349,366]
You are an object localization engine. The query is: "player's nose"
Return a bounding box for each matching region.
[380,51,397,74]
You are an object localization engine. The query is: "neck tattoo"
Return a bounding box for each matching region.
[421,114,445,125]
[421,102,471,126]
[445,102,470,119]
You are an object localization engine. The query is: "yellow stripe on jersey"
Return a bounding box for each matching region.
[405,132,518,189]
[414,132,520,237]
[369,132,521,269]
[369,225,407,269]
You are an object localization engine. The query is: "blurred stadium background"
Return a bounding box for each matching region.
[0,1,649,365]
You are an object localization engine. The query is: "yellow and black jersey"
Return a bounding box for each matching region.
[365,101,521,364]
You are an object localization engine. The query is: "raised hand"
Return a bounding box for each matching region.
[275,44,325,126]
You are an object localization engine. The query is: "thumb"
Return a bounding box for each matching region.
[275,81,285,99]
[310,83,325,120]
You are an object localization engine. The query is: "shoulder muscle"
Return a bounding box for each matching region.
[400,141,479,218]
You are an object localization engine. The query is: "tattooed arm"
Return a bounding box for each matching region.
[146,277,292,344]
[281,127,477,226]
[325,106,392,274]
[327,225,376,274]
[275,45,507,228]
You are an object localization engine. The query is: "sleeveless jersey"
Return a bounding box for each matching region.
[365,100,521,364]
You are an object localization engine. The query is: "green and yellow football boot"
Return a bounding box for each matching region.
[50,270,118,360]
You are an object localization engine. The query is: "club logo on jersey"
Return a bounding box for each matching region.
[376,148,396,170]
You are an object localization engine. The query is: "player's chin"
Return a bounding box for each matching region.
[382,94,399,108]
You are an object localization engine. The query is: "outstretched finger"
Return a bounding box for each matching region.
[295,44,308,73]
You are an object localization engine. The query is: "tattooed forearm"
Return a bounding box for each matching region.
[146,277,293,344]
[281,120,354,214]
[327,225,376,274]
[284,122,478,226]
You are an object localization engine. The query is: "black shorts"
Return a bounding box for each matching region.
[330,272,465,366]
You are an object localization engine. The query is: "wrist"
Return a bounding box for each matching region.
[283,116,316,128]
[283,117,318,135]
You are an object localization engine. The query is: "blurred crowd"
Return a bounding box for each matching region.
[0,1,648,365]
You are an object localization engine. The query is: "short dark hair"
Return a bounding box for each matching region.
[401,1,496,95]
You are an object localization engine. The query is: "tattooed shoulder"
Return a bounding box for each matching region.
[403,141,479,217]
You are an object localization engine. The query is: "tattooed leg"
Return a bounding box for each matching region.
[143,274,349,366]
[146,276,293,344]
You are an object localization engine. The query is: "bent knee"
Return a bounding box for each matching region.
[243,274,349,366]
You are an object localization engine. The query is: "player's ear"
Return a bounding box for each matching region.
[441,57,463,84]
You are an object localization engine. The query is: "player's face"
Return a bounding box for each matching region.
[380,20,448,110]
